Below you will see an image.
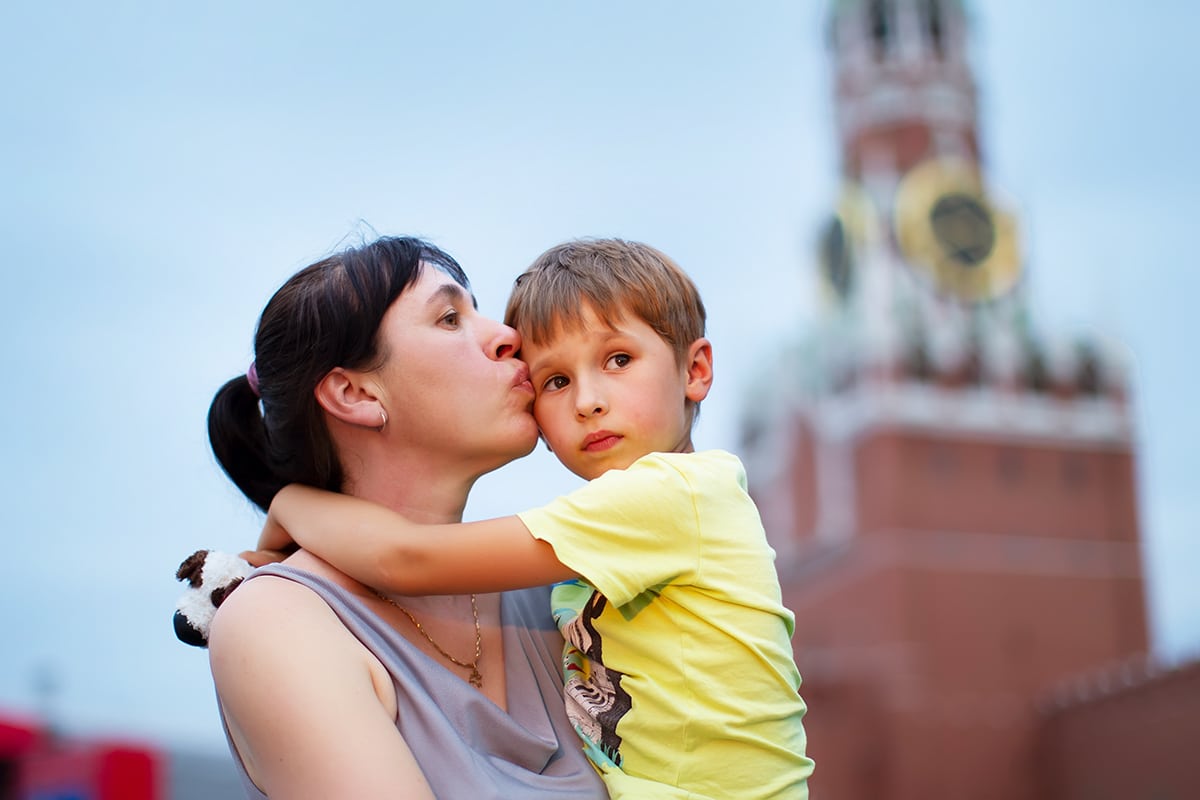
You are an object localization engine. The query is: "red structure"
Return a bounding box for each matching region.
[741,2,1198,798]
[1,716,44,799]
[0,714,161,800]
[1038,658,1200,799]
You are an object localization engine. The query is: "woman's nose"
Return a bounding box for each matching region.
[488,321,522,360]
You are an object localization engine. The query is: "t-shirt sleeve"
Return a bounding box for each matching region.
[517,455,701,607]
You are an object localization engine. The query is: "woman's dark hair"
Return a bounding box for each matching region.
[207,236,470,511]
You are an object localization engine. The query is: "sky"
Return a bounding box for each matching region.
[1,1,1196,754]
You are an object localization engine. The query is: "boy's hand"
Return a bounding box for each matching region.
[239,548,290,567]
[259,486,302,552]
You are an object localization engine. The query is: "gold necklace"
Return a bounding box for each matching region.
[374,591,483,688]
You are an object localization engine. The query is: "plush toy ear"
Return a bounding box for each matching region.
[176,549,208,588]
[173,550,254,648]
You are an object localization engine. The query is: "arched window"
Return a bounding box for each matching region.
[869,0,891,61]
[923,0,945,59]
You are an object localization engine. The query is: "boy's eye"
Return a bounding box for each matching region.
[606,353,631,369]
[543,375,570,392]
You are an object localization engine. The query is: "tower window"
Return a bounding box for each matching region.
[1062,455,1089,489]
[869,0,891,61]
[923,0,945,59]
[997,448,1024,484]
[928,442,958,476]
[1076,345,1103,396]
[1023,346,1050,393]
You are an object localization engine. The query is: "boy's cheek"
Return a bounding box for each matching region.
[538,428,567,456]
[531,399,557,432]
[535,422,575,459]
[531,407,556,452]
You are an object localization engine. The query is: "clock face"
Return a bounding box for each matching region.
[929,192,995,266]
[819,214,854,301]
[894,158,1021,304]
[817,182,877,305]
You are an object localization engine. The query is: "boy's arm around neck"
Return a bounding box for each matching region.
[263,484,578,594]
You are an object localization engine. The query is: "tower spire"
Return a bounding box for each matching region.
[818,0,1030,389]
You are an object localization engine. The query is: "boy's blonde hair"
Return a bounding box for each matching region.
[504,238,707,365]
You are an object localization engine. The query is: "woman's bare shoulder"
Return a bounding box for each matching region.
[205,572,424,797]
[212,570,325,627]
[208,569,368,670]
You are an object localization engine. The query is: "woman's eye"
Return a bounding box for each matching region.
[440,311,460,328]
[607,353,631,369]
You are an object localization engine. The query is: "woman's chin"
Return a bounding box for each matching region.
[512,427,540,459]
[477,427,540,474]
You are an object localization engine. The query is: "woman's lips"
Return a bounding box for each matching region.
[511,366,534,395]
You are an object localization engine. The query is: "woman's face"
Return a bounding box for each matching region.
[371,266,539,475]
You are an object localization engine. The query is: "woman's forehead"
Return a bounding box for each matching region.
[414,261,477,307]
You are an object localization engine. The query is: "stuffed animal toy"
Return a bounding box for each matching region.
[173,549,254,647]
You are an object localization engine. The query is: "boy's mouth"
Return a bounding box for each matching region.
[582,431,621,452]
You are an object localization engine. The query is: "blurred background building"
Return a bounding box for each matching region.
[0,712,240,800]
[740,1,1199,798]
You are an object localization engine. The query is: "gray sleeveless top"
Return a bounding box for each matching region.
[223,564,607,799]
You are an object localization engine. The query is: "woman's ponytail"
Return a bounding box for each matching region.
[207,374,282,512]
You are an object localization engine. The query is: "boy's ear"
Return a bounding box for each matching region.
[683,338,714,404]
[315,367,385,430]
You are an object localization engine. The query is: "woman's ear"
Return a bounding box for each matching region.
[315,367,385,430]
[684,338,714,404]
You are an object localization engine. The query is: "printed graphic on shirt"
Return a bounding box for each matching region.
[551,579,632,769]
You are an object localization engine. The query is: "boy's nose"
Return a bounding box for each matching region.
[576,396,608,419]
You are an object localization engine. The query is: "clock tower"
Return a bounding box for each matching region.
[816,0,1025,377]
[742,2,1147,799]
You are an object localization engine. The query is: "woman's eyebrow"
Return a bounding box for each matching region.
[426,283,472,308]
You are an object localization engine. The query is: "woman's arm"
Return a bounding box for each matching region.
[208,575,436,799]
[260,484,577,595]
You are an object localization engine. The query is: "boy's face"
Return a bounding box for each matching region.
[521,303,712,481]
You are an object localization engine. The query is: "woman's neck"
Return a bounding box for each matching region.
[343,454,477,525]
[284,459,479,605]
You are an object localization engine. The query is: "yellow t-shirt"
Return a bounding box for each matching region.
[518,450,813,800]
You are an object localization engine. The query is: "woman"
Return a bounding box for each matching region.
[204,235,607,798]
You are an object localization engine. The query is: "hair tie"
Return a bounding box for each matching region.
[246,362,261,398]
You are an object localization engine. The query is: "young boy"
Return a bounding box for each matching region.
[261,238,813,799]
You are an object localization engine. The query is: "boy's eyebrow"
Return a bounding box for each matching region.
[523,344,566,377]
[524,352,554,376]
[524,326,629,375]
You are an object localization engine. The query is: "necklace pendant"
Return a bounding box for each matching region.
[469,668,483,688]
